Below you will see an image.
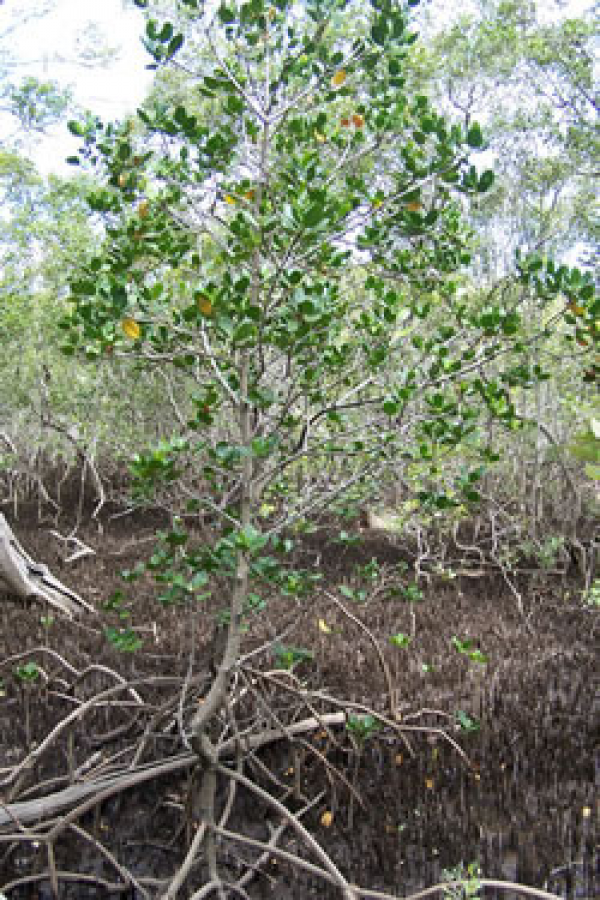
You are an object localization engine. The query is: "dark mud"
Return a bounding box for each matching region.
[0,511,597,899]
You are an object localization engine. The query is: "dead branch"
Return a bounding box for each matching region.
[0,513,94,617]
[0,712,348,829]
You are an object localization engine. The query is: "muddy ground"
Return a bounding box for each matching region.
[0,507,597,899]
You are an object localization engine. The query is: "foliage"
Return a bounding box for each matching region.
[59,1,596,737]
[455,710,480,733]
[4,76,72,134]
[104,625,144,652]
[442,861,482,900]
[14,661,41,683]
[346,713,381,743]
[582,579,599,609]
[419,0,598,266]
[451,636,487,665]
[272,644,313,670]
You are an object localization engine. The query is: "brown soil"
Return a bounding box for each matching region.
[0,508,597,899]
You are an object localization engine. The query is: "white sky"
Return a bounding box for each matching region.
[0,0,151,112]
[0,0,595,175]
[0,0,153,172]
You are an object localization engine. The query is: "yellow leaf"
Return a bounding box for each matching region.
[373,198,383,208]
[315,132,326,143]
[331,70,346,87]
[425,778,434,790]
[198,296,213,316]
[582,806,591,818]
[244,189,255,201]
[224,194,236,205]
[137,200,150,219]
[395,753,403,766]
[405,201,421,212]
[352,113,364,129]
[318,618,332,634]
[340,116,350,127]
[568,302,584,316]
[320,810,334,827]
[118,174,128,188]
[121,317,141,340]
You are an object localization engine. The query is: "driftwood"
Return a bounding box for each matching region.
[0,713,346,828]
[0,514,94,617]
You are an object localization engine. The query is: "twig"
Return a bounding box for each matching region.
[214,761,358,900]
[1,869,130,894]
[323,589,398,720]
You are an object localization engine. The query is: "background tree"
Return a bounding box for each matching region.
[393,0,599,554]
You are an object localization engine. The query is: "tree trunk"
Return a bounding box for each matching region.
[0,514,94,617]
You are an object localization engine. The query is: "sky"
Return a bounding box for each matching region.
[0,0,153,172]
[0,0,595,175]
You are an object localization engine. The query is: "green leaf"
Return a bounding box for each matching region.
[304,203,325,228]
[233,322,257,345]
[467,122,484,148]
[371,20,388,45]
[346,714,380,742]
[456,710,480,732]
[104,626,143,653]
[273,644,313,670]
[389,632,411,648]
[478,170,495,193]
[452,636,487,664]
[234,524,267,552]
[159,22,174,42]
[15,661,41,682]
[218,5,236,24]
[167,34,184,58]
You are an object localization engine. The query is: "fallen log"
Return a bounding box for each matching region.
[0,513,94,617]
[0,713,346,828]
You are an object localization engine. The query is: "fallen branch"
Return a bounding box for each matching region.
[0,514,94,617]
[48,529,96,564]
[0,712,347,829]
